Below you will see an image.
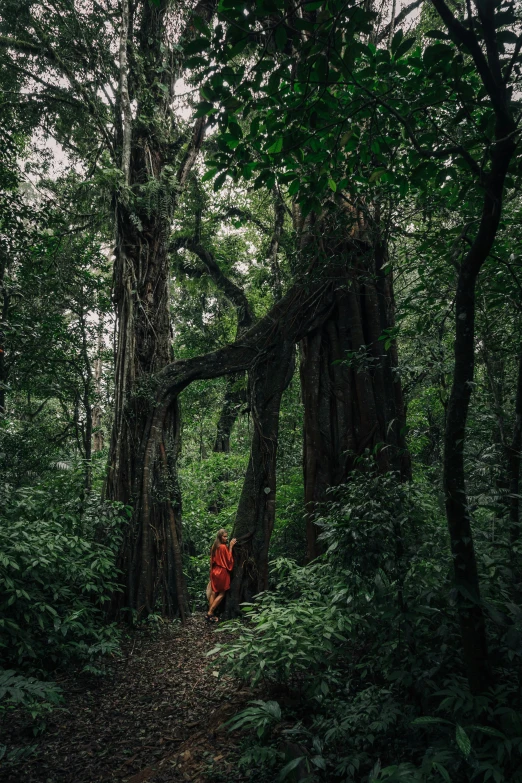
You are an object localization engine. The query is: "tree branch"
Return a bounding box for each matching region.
[171,237,253,329]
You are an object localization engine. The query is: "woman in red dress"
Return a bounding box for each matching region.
[207,529,236,623]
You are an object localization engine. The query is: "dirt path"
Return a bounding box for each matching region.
[1,617,254,783]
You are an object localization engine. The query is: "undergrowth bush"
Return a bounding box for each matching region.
[0,479,125,732]
[210,461,522,782]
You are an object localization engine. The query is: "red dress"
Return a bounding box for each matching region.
[210,544,234,593]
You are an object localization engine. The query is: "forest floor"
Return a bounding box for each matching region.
[1,616,258,783]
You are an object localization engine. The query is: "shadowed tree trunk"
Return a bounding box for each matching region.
[0,256,9,417]
[213,376,246,453]
[92,317,105,454]
[225,339,296,615]
[106,0,215,620]
[299,209,410,560]
[431,0,517,693]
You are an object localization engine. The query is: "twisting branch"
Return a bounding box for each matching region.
[219,206,271,234]
[171,236,253,329]
[156,276,335,403]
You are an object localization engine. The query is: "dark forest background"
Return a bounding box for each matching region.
[1,0,522,778]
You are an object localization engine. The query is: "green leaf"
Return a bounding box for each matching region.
[496,29,519,44]
[213,172,227,191]
[191,15,211,37]
[328,179,337,192]
[425,29,449,40]
[411,716,452,726]
[194,101,213,118]
[229,37,250,58]
[391,28,403,53]
[395,37,416,59]
[369,169,386,183]
[279,757,306,781]
[184,37,211,55]
[266,137,283,154]
[455,724,471,757]
[432,762,451,782]
[468,725,506,739]
[275,25,287,51]
[201,168,218,182]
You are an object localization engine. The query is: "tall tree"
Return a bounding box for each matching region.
[0,0,215,617]
[186,0,415,560]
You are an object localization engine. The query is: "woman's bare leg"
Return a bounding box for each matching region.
[209,591,225,614]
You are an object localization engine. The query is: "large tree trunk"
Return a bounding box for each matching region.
[0,260,8,416]
[225,339,296,615]
[299,211,410,559]
[92,317,105,454]
[105,0,213,620]
[107,191,189,617]
[430,0,517,693]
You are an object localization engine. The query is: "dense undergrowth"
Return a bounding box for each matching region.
[0,468,125,743]
[209,461,522,782]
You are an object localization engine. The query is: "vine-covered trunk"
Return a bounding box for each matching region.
[300,221,410,559]
[225,339,296,615]
[103,0,215,620]
[107,198,188,619]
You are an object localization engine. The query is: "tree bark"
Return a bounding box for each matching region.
[106,1,213,619]
[225,339,296,615]
[107,208,183,616]
[431,0,517,692]
[299,211,410,559]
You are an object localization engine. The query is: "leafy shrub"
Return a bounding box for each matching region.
[210,464,522,782]
[0,481,125,724]
[226,699,282,740]
[0,483,124,673]
[0,669,62,746]
[210,564,350,692]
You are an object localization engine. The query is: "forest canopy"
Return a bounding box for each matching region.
[1,0,522,779]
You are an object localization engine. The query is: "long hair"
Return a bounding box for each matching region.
[211,529,228,559]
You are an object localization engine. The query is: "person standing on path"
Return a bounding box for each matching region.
[207,529,236,622]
